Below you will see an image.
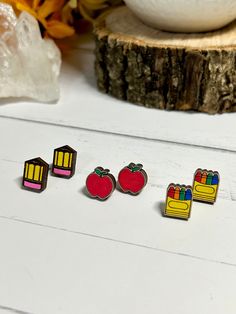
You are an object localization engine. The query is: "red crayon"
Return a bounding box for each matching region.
[168,186,175,199]
[195,170,202,183]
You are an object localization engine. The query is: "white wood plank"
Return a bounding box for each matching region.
[0,218,236,314]
[0,117,236,266]
[0,48,235,151]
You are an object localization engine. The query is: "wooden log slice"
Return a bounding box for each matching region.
[94,6,236,114]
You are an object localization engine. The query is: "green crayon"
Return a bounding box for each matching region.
[180,188,185,200]
[206,172,213,185]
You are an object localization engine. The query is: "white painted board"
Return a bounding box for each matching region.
[1,118,236,269]
[0,218,236,314]
[0,36,236,314]
[0,48,235,151]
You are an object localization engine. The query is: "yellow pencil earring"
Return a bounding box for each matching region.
[52,145,77,178]
[22,157,49,192]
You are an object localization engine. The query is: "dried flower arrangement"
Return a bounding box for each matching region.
[2,0,123,39]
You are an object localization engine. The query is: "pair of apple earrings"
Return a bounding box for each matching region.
[86,163,148,200]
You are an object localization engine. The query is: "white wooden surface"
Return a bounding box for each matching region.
[0,36,236,314]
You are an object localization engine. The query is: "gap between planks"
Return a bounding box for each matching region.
[0,215,236,269]
[0,115,236,155]
[0,304,33,314]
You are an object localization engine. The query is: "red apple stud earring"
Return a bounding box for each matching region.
[118,163,148,195]
[86,167,116,200]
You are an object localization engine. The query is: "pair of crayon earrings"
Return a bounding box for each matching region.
[22,145,77,192]
[164,168,220,220]
[86,163,148,200]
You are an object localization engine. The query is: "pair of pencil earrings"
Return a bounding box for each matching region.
[22,145,77,191]
[22,145,148,198]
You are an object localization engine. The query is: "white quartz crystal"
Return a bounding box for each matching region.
[0,3,61,102]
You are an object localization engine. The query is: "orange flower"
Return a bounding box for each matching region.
[2,0,75,38]
[1,0,123,38]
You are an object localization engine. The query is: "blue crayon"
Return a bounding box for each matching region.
[212,174,219,185]
[185,189,192,200]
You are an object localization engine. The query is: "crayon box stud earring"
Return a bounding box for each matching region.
[22,157,49,192]
[164,184,193,220]
[52,145,77,178]
[118,163,148,195]
[86,167,116,200]
[193,168,220,204]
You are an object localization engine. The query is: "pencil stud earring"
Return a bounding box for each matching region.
[52,145,77,178]
[118,162,148,195]
[22,157,49,192]
[86,167,116,200]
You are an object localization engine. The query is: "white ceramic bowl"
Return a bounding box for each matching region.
[123,0,236,32]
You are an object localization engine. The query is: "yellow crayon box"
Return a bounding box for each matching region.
[193,169,219,204]
[164,184,193,220]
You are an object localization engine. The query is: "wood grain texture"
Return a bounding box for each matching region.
[1,218,236,314]
[1,117,236,267]
[0,35,236,314]
[95,6,236,114]
[0,49,236,151]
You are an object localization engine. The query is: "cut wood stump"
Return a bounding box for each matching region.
[94,6,236,114]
